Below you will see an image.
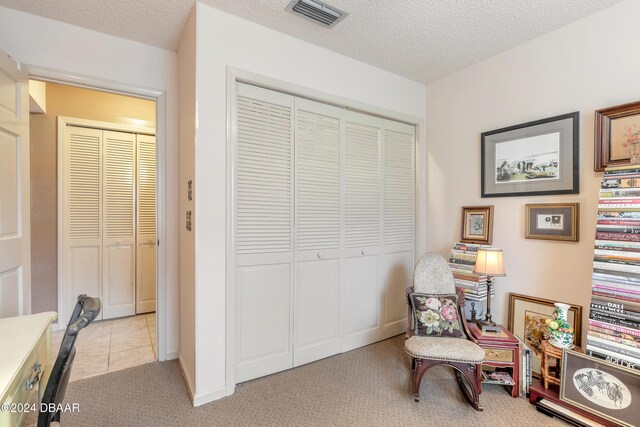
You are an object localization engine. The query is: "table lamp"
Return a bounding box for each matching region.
[473,248,505,333]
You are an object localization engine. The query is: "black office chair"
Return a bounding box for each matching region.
[38,294,101,427]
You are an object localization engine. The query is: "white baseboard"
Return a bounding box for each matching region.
[193,386,226,407]
[166,350,178,360]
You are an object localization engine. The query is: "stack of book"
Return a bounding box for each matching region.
[449,242,494,302]
[587,165,640,371]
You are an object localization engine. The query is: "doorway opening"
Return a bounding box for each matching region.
[29,80,159,378]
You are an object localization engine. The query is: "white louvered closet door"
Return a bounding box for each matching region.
[382,119,415,338]
[65,126,103,321]
[294,97,342,367]
[102,130,136,319]
[136,134,156,314]
[342,111,382,351]
[235,83,295,382]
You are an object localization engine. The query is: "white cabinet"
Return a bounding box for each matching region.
[234,83,415,382]
[61,123,156,321]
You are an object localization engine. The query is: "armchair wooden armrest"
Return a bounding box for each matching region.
[456,287,477,343]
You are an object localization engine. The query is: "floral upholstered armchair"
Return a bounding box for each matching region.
[404,253,485,411]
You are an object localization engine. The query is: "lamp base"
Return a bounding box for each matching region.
[476,319,501,333]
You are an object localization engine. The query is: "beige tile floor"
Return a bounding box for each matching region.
[51,312,156,382]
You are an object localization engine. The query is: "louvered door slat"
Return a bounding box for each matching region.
[68,127,102,240]
[137,134,156,237]
[383,124,415,246]
[295,106,341,252]
[345,117,381,249]
[236,85,293,256]
[104,131,135,239]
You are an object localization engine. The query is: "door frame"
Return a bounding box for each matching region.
[57,116,155,322]
[22,64,169,361]
[225,67,426,395]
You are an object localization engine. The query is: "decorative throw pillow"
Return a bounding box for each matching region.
[409,293,464,338]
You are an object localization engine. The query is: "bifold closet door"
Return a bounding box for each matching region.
[64,126,103,321]
[293,98,342,366]
[382,120,415,338]
[235,83,295,382]
[342,111,382,351]
[136,134,156,314]
[102,130,136,319]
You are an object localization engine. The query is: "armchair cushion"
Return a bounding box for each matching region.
[409,293,464,338]
[405,335,485,363]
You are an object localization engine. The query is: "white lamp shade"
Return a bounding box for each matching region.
[473,248,506,276]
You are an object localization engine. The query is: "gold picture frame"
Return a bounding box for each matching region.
[525,203,579,242]
[507,293,582,378]
[460,205,493,245]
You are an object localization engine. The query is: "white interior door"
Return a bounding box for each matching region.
[64,125,103,322]
[293,98,342,367]
[0,50,30,318]
[102,130,136,319]
[235,83,295,382]
[382,120,415,338]
[342,111,382,351]
[136,134,156,314]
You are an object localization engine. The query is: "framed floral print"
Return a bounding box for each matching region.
[594,101,640,171]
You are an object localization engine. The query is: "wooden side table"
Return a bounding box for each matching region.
[468,322,519,398]
[540,340,581,389]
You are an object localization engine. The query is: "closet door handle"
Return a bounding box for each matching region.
[317,252,324,259]
[361,248,367,256]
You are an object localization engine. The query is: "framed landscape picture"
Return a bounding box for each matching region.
[507,293,582,377]
[525,203,579,242]
[560,349,640,427]
[594,100,640,171]
[460,205,493,245]
[481,112,579,198]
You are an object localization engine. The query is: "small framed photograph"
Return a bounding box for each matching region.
[507,293,582,377]
[594,101,640,171]
[460,205,494,245]
[525,203,579,242]
[560,349,640,427]
[481,112,579,198]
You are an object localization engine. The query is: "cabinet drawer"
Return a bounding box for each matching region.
[484,348,513,363]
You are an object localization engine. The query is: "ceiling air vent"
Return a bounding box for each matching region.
[286,0,348,28]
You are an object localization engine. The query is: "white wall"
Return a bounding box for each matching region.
[178,7,197,399]
[0,6,180,358]
[190,2,426,405]
[425,0,640,338]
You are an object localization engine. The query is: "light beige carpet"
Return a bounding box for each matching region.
[33,336,566,426]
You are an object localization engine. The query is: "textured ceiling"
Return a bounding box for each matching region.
[0,0,625,83]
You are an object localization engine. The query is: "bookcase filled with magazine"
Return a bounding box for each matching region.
[589,165,640,371]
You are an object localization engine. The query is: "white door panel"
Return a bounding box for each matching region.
[294,258,341,366]
[102,244,135,319]
[63,126,103,321]
[0,50,29,318]
[235,83,294,382]
[343,254,381,351]
[102,130,135,319]
[0,269,21,318]
[69,246,101,318]
[136,243,156,313]
[136,134,156,313]
[236,264,292,382]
